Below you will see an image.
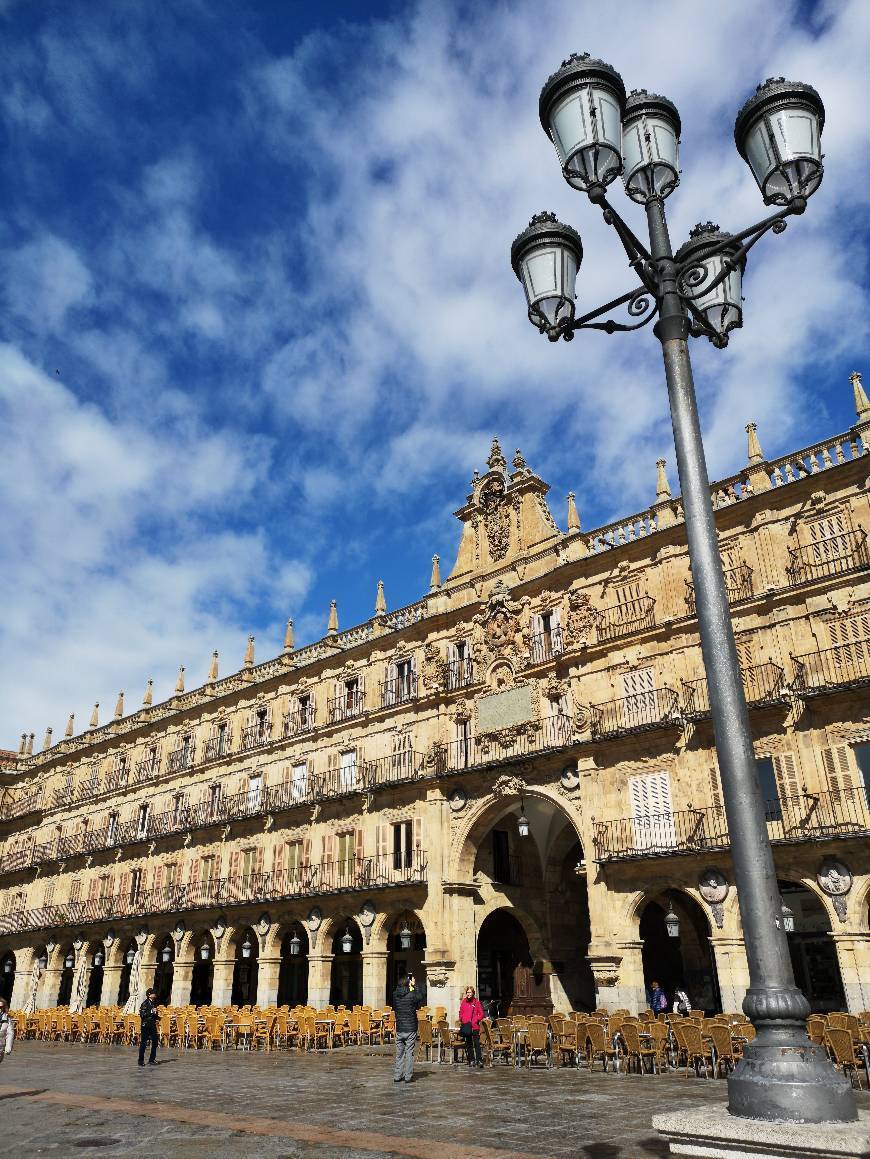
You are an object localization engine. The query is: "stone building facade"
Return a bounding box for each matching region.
[1,375,869,1019]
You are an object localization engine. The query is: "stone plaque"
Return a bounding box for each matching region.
[477,685,534,733]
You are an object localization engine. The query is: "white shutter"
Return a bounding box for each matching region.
[550,605,563,654]
[340,749,357,791]
[629,771,674,849]
[820,745,857,806]
[622,666,656,727]
[530,614,543,663]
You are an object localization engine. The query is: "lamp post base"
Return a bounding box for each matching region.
[652,1107,870,1158]
[727,1036,858,1124]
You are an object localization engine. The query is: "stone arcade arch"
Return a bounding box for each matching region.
[190,931,215,1006]
[277,923,309,1007]
[0,951,15,1004]
[153,935,175,1005]
[231,927,259,1007]
[329,918,363,1007]
[780,878,846,1013]
[638,890,720,1013]
[385,911,426,1001]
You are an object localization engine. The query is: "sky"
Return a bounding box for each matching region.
[0,0,868,750]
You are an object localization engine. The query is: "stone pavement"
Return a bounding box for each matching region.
[0,1041,866,1158]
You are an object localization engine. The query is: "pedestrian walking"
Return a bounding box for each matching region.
[138,987,159,1067]
[459,986,484,1068]
[672,983,692,1016]
[392,971,425,1083]
[0,998,15,1063]
[647,979,668,1014]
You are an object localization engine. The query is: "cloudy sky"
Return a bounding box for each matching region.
[0,0,867,749]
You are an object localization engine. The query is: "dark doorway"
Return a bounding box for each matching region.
[190,937,214,1006]
[118,942,137,1006]
[85,951,104,1008]
[0,954,14,1004]
[329,922,362,1007]
[231,929,259,1006]
[153,939,174,1005]
[386,913,426,1001]
[278,927,308,1007]
[477,910,549,1017]
[780,880,845,1013]
[57,951,75,1006]
[640,894,720,1013]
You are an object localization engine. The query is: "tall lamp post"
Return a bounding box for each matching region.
[511,54,855,1124]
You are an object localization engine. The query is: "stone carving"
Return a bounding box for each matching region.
[590,959,621,989]
[452,698,472,724]
[559,763,580,791]
[448,787,468,813]
[420,643,447,694]
[699,868,728,929]
[256,913,271,937]
[471,580,528,673]
[480,476,510,561]
[306,906,322,949]
[492,774,526,799]
[574,703,592,733]
[543,674,569,703]
[425,967,450,988]
[817,858,852,922]
[478,720,538,756]
[565,589,598,645]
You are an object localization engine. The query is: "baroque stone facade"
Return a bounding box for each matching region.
[1,387,869,1020]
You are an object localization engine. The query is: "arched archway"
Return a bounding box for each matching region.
[153,936,175,1005]
[190,932,215,1006]
[329,919,362,1007]
[0,952,15,1004]
[477,909,549,1018]
[277,924,308,1007]
[639,891,720,1013]
[780,879,845,1013]
[85,945,105,1007]
[386,911,426,1001]
[57,946,76,1006]
[231,928,259,1007]
[118,939,138,1007]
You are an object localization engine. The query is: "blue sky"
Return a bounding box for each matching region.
[0,0,867,747]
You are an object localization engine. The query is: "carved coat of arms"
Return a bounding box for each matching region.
[480,477,510,562]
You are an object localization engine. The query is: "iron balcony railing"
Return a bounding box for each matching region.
[239,723,271,752]
[596,596,656,642]
[1,787,45,820]
[166,744,195,775]
[686,562,753,616]
[682,662,787,720]
[528,626,564,665]
[133,756,159,784]
[328,689,365,724]
[593,786,870,861]
[590,687,680,740]
[0,851,429,936]
[434,714,573,775]
[446,657,475,690]
[492,854,523,887]
[103,767,130,794]
[379,674,418,708]
[203,732,232,761]
[786,529,869,586]
[792,644,870,696]
[282,707,316,738]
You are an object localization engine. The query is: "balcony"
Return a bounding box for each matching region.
[282,708,316,738]
[328,689,365,724]
[590,687,679,740]
[787,529,869,586]
[203,732,231,762]
[239,724,271,753]
[492,853,523,887]
[446,657,475,690]
[0,851,429,936]
[434,713,573,775]
[596,596,656,642]
[593,787,870,862]
[133,756,159,784]
[682,662,788,720]
[380,674,418,708]
[166,744,195,775]
[103,767,129,794]
[529,626,564,665]
[3,788,45,820]
[686,562,753,615]
[792,644,870,697]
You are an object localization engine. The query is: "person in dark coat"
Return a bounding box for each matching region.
[392,971,425,1083]
[138,988,159,1066]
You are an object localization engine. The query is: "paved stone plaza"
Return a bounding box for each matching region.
[2,1042,866,1158]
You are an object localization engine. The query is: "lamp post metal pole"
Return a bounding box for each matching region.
[644,193,856,1123]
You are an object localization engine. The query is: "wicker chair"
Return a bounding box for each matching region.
[525,1020,550,1069]
[480,1019,513,1066]
[556,1020,583,1068]
[585,1021,621,1073]
[709,1024,738,1077]
[679,1022,714,1078]
[826,1028,868,1089]
[620,1021,658,1075]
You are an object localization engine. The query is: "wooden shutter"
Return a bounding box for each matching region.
[88,877,99,901]
[413,816,423,867]
[153,864,164,893]
[256,845,265,876]
[274,842,286,876]
[188,858,201,885]
[354,827,365,862]
[709,766,724,811]
[302,836,312,866]
[772,753,800,803]
[119,872,131,900]
[629,771,674,848]
[821,745,856,800]
[323,833,336,864]
[735,634,754,671]
[376,823,389,867]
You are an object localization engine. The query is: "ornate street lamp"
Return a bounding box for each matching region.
[64,952,74,970]
[664,900,680,939]
[125,947,136,966]
[398,922,413,951]
[241,935,253,960]
[340,928,354,954]
[512,53,853,1125]
[93,950,104,968]
[288,931,302,957]
[160,944,172,964]
[517,798,530,839]
[199,943,210,961]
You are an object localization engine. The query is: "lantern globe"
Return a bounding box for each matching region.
[664,902,680,939]
[735,78,824,206]
[241,935,253,960]
[398,922,413,951]
[539,52,626,192]
[511,212,583,339]
[289,932,302,957]
[199,944,210,961]
[622,90,681,203]
[675,222,745,344]
[517,810,530,838]
[126,948,136,965]
[781,902,796,934]
[3,959,11,974]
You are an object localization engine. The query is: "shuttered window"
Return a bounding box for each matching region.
[709,766,724,812]
[622,667,658,728]
[291,761,307,800]
[820,745,857,802]
[807,511,850,563]
[629,771,674,848]
[339,749,357,792]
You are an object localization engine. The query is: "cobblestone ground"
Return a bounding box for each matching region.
[1,1041,866,1158]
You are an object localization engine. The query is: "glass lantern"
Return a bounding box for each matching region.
[3,959,12,975]
[161,945,172,963]
[539,52,626,192]
[289,932,302,957]
[781,901,795,933]
[735,78,824,205]
[398,923,413,951]
[241,935,253,960]
[511,212,583,339]
[199,944,210,961]
[675,222,745,344]
[341,928,354,954]
[64,953,75,969]
[126,948,136,965]
[664,902,680,938]
[38,955,48,971]
[94,951,104,968]
[622,90,681,202]
[517,806,530,839]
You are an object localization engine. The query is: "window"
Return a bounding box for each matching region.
[391,733,414,779]
[70,879,82,904]
[44,881,55,907]
[180,732,192,765]
[339,750,357,792]
[209,782,222,817]
[147,746,158,774]
[298,694,313,728]
[622,667,658,727]
[396,658,414,701]
[247,773,262,811]
[393,820,413,870]
[201,857,215,887]
[492,829,511,883]
[130,868,142,903]
[755,753,800,822]
[166,863,178,890]
[173,795,186,827]
[291,761,307,801]
[217,721,229,757]
[345,678,360,713]
[855,744,870,792]
[454,718,473,769]
[136,802,150,839]
[241,848,257,879]
[337,832,355,876]
[448,639,473,689]
[255,707,269,742]
[629,770,674,848]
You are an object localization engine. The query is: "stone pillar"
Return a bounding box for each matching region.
[101,962,123,1007]
[441,887,477,1020]
[307,954,333,1009]
[362,949,389,1008]
[170,961,194,1007]
[39,957,63,1010]
[9,947,35,1010]
[211,956,236,1008]
[607,940,645,1013]
[709,935,750,1014]
[256,956,281,1007]
[830,932,870,1013]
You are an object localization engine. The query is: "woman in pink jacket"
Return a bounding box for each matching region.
[459,986,485,1067]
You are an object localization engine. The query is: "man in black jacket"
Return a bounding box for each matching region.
[392,972,425,1083]
[138,988,159,1067]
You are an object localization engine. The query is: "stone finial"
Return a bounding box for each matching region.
[283,619,294,653]
[486,437,507,473]
[746,422,765,465]
[65,713,75,738]
[142,679,153,707]
[25,733,34,756]
[429,554,442,592]
[851,371,870,425]
[207,651,219,683]
[175,667,185,694]
[655,458,672,502]
[88,703,99,730]
[244,635,255,668]
[18,733,26,756]
[512,447,527,472]
[327,600,339,634]
[114,691,125,720]
[375,580,387,616]
[566,492,581,534]
[42,726,53,751]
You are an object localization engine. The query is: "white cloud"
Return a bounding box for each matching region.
[2,234,93,332]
